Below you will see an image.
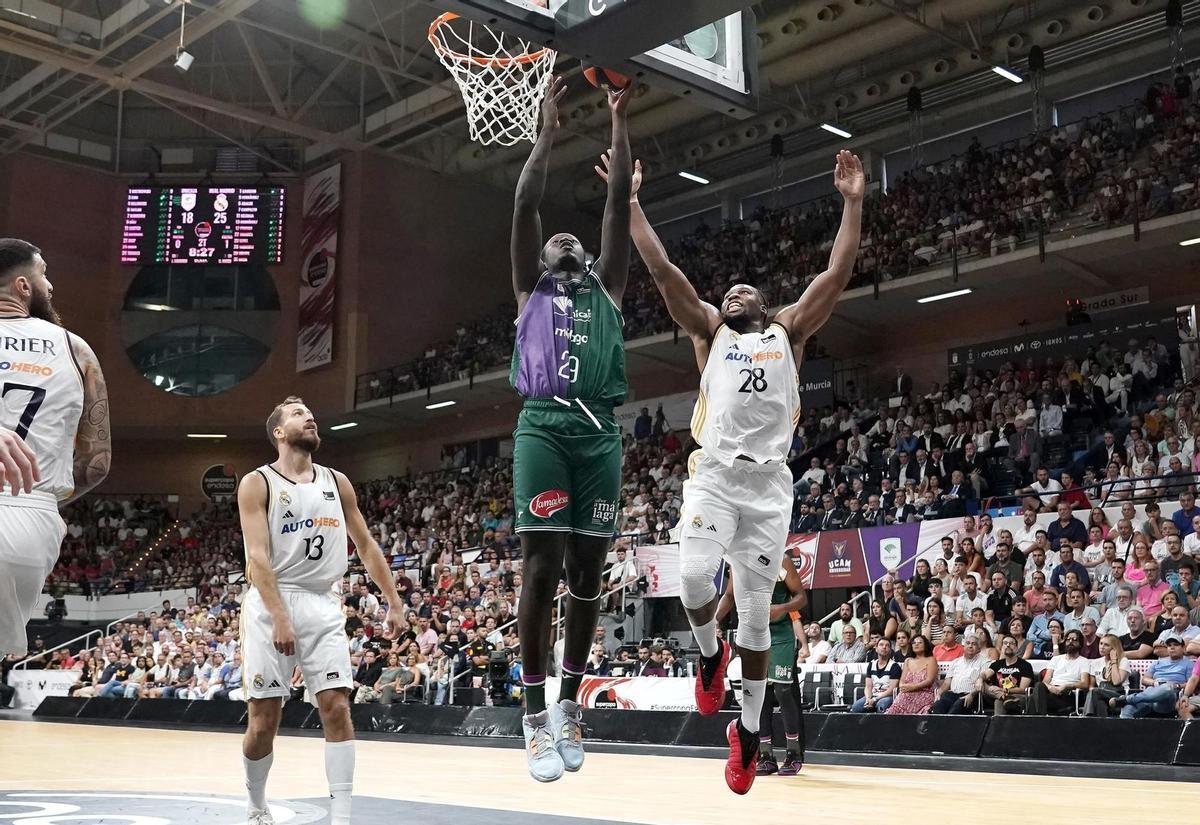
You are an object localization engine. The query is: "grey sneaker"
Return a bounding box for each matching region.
[247,810,275,825]
[551,698,585,772]
[522,710,565,782]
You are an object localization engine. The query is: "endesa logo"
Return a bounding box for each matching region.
[281,516,340,534]
[725,350,782,364]
[0,361,52,376]
[530,489,570,518]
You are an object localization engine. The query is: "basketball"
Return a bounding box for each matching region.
[583,66,633,91]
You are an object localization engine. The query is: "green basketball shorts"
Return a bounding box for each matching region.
[513,399,623,537]
[768,632,796,684]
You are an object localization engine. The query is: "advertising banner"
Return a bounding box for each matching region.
[799,357,835,409]
[861,522,921,583]
[297,163,341,372]
[811,529,868,589]
[785,533,819,589]
[637,543,680,597]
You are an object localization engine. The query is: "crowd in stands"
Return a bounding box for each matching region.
[359,74,1200,402]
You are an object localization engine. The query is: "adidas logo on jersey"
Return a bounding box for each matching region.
[282,510,295,519]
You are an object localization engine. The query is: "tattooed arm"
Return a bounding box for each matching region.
[65,334,110,504]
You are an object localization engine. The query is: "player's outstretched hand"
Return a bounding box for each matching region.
[607,82,633,116]
[833,149,865,201]
[541,75,568,131]
[383,608,403,640]
[595,152,642,200]
[271,614,297,657]
[0,425,39,496]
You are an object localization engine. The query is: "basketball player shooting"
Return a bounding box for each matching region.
[509,75,633,782]
[599,149,864,793]
[236,397,403,825]
[0,238,110,657]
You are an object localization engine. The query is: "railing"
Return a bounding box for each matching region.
[11,607,155,671]
[977,468,1200,514]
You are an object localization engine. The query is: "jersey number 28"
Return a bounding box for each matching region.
[738,368,768,393]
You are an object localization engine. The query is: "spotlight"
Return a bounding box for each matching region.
[174,48,194,72]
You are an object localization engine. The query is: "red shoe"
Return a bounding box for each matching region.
[725,720,758,795]
[694,640,729,716]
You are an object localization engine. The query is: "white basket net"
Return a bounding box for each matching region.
[428,12,557,147]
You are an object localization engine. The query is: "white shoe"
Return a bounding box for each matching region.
[247,809,275,825]
[551,698,585,772]
[522,710,565,782]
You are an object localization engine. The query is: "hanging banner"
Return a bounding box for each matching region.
[799,357,835,409]
[785,533,818,589]
[811,529,868,589]
[614,391,698,437]
[636,543,680,597]
[297,163,341,372]
[861,522,921,583]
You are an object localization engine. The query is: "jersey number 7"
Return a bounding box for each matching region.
[2,382,47,439]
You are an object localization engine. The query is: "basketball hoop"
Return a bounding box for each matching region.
[428,12,557,147]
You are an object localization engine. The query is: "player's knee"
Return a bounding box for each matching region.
[679,547,720,610]
[732,580,772,651]
[679,569,716,610]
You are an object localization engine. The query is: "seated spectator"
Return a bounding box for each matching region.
[922,598,950,645]
[1084,634,1132,717]
[826,603,865,643]
[933,625,964,662]
[980,634,1036,715]
[1152,605,1200,656]
[1118,607,1157,659]
[954,573,988,626]
[1136,561,1172,622]
[1029,629,1092,715]
[97,652,134,699]
[1050,543,1091,592]
[851,638,901,713]
[931,634,988,714]
[829,625,867,664]
[1062,587,1102,633]
[885,635,938,715]
[798,623,832,665]
[1176,657,1200,720]
[1116,636,1193,718]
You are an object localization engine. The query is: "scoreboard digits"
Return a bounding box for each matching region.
[121,186,285,265]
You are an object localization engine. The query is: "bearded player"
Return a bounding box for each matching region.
[509,75,633,782]
[237,397,403,824]
[0,238,110,657]
[601,149,864,792]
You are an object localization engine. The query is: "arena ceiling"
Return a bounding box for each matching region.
[0,0,1192,215]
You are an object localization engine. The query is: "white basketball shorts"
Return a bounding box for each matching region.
[241,585,352,705]
[679,450,792,587]
[0,501,66,656]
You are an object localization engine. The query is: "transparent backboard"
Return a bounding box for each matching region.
[439,0,755,116]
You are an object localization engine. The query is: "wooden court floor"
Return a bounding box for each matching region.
[0,719,1196,824]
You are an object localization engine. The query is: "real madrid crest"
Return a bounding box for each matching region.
[279,490,292,507]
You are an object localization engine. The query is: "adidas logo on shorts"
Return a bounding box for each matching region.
[706,524,718,533]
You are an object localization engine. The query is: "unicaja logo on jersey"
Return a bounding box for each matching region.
[530,490,570,518]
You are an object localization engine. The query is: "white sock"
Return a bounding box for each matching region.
[324,740,355,825]
[692,618,720,658]
[243,752,272,813]
[740,678,767,734]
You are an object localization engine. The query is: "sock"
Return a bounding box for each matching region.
[692,618,719,658]
[243,752,273,813]
[785,734,801,757]
[558,661,585,704]
[324,740,355,825]
[523,673,547,715]
[758,735,773,757]
[740,678,767,734]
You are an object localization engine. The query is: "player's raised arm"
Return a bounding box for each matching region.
[64,333,110,504]
[333,470,404,637]
[593,85,634,304]
[238,471,294,656]
[595,154,720,341]
[512,75,567,309]
[771,561,808,622]
[774,150,864,343]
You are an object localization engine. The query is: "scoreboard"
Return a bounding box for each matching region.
[121,186,285,265]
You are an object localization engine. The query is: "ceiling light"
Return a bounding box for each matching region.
[820,123,852,139]
[1179,237,1200,247]
[136,302,176,311]
[174,49,194,72]
[329,422,358,431]
[677,171,709,185]
[186,433,227,439]
[426,400,456,410]
[992,66,1023,84]
[917,288,973,304]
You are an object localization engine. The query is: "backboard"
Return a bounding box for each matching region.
[436,0,758,118]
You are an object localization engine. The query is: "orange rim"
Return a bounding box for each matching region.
[428,12,553,68]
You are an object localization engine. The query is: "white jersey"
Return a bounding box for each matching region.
[690,322,801,466]
[252,463,347,592]
[0,316,83,503]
